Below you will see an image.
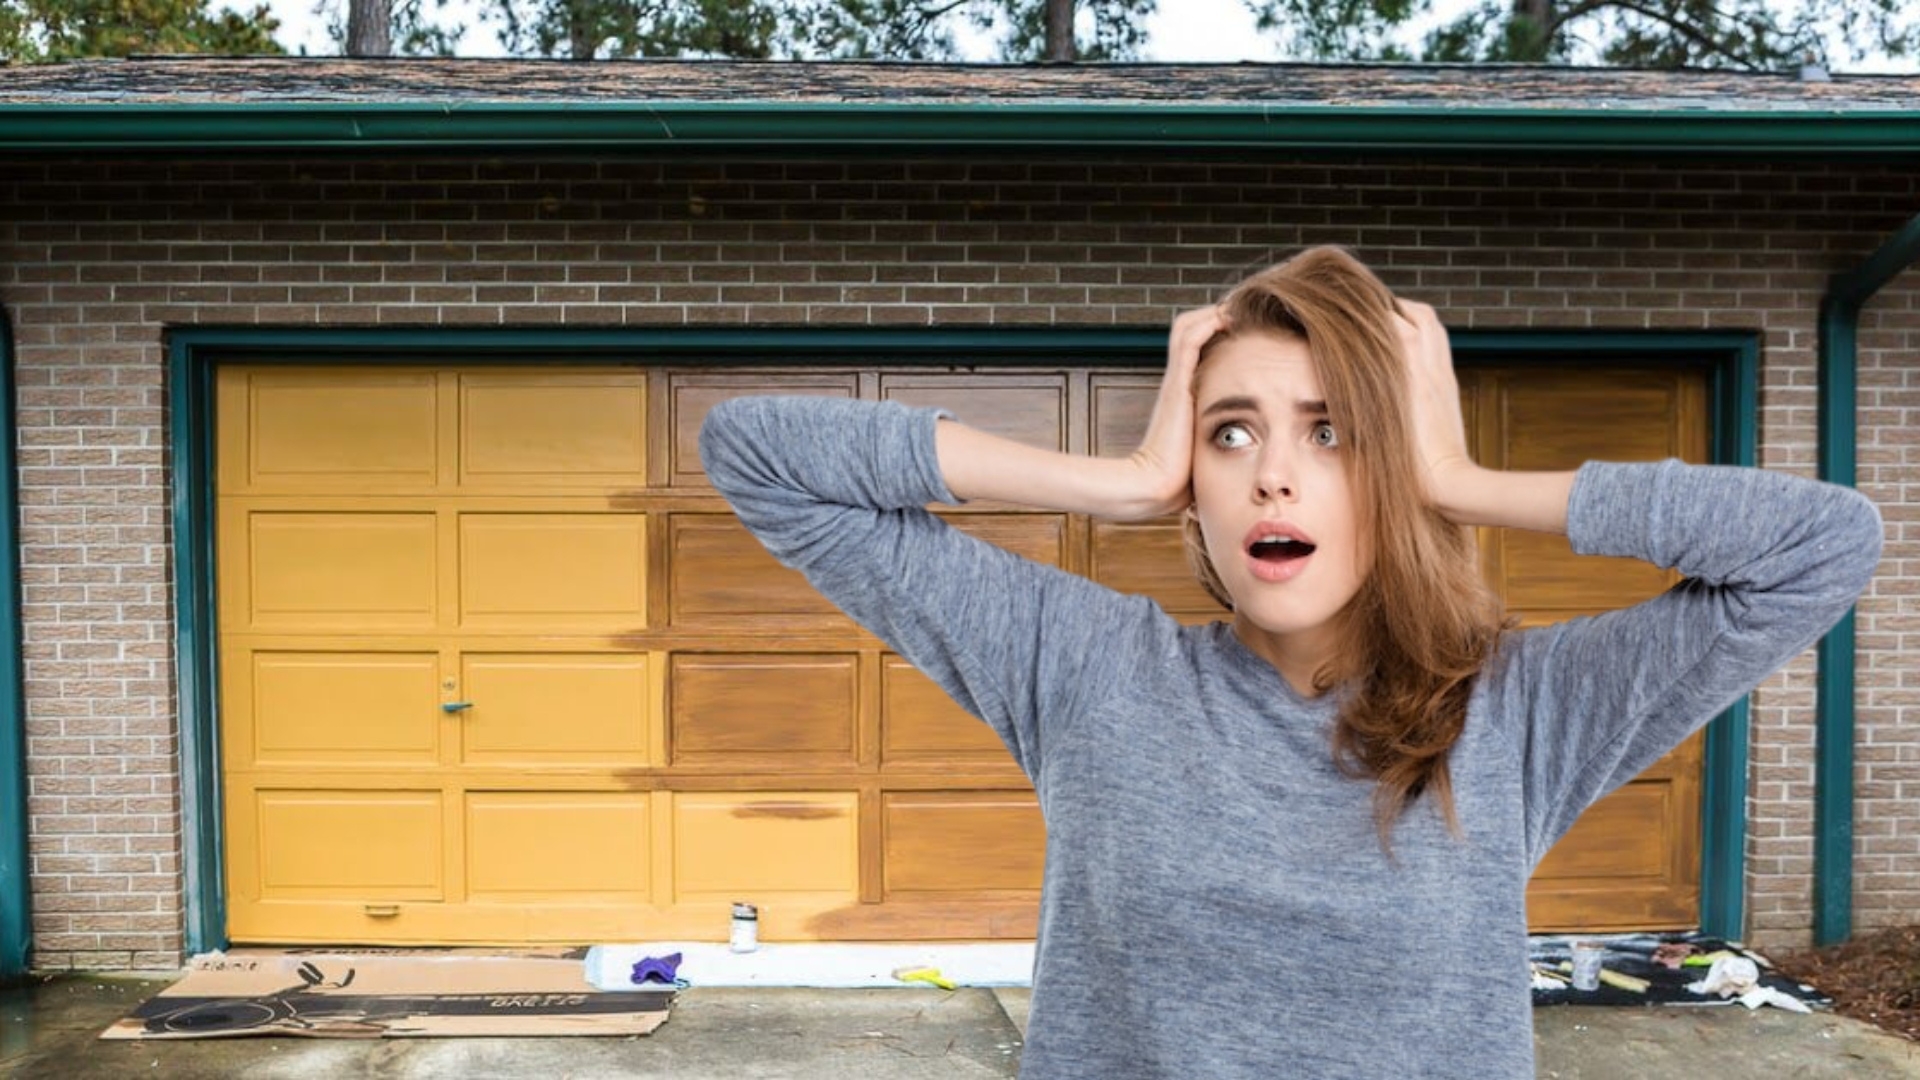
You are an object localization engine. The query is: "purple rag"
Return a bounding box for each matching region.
[631,952,683,986]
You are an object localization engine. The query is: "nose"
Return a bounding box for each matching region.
[1254,444,1297,503]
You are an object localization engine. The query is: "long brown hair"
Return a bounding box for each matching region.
[1182,246,1507,850]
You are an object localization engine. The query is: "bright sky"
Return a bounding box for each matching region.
[254,0,1913,71]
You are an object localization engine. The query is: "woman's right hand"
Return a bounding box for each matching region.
[1121,305,1228,519]
[934,304,1227,519]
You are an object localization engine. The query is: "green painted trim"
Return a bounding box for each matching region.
[6,103,1920,155]
[170,324,1750,950]
[1814,294,1856,947]
[170,326,1163,359]
[0,307,29,980]
[170,336,224,955]
[1812,211,1920,946]
[1699,336,1761,942]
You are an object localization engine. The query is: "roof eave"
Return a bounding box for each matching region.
[5,102,1919,155]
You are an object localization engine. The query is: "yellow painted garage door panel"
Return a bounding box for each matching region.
[459,373,647,488]
[881,656,1012,764]
[459,513,647,626]
[668,373,860,489]
[465,792,651,902]
[668,513,846,625]
[233,370,439,491]
[245,512,439,628]
[883,792,1045,895]
[669,653,857,766]
[244,651,440,765]
[1090,520,1227,618]
[672,793,860,899]
[459,654,651,765]
[254,790,443,900]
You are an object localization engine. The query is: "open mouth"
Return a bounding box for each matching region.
[1242,523,1318,582]
[1249,536,1317,563]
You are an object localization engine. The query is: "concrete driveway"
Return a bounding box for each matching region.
[5,973,1918,1078]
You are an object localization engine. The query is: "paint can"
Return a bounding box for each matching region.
[730,902,759,953]
[1570,941,1605,991]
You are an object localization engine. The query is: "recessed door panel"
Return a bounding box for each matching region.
[246,512,438,628]
[465,792,651,901]
[254,790,443,900]
[459,653,650,765]
[459,513,647,627]
[246,651,439,765]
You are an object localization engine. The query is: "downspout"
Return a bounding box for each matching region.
[0,307,27,981]
[1812,211,1920,946]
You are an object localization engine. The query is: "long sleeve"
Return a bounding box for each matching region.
[698,395,1161,781]
[1503,459,1883,863]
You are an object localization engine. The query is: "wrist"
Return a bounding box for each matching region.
[1432,463,1576,535]
[1426,458,1486,525]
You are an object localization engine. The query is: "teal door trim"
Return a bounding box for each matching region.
[170,325,1752,952]
[1813,212,1920,946]
[0,307,29,981]
[168,334,224,955]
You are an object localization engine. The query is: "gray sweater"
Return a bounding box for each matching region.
[700,396,1882,1080]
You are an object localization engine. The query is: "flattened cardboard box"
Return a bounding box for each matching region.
[103,949,674,1039]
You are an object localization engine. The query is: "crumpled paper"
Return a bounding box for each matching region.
[1685,954,1812,1013]
[1688,955,1761,996]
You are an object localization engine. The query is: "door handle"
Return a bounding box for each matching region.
[441,701,473,713]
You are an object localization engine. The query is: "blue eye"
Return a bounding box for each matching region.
[1311,421,1339,448]
[1213,422,1254,450]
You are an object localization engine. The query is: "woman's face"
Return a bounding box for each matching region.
[1191,330,1365,646]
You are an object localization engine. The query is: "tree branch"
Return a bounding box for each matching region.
[1550,0,1770,69]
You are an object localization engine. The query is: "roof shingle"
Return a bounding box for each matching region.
[4,56,1916,111]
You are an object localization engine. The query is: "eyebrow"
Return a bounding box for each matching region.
[1198,396,1329,418]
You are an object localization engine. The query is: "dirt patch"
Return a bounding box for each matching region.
[1775,924,1920,1043]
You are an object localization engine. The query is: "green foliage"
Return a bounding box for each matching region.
[475,0,1159,62]
[0,0,284,61]
[486,0,801,61]
[1417,0,1917,71]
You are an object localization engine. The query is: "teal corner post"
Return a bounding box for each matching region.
[0,309,30,980]
[1699,338,1760,943]
[1813,212,1920,947]
[170,337,225,955]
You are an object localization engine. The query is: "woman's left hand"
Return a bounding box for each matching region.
[1393,299,1477,509]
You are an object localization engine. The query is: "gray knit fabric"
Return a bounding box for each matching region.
[700,396,1882,1080]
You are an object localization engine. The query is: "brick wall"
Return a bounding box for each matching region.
[0,156,1912,968]
[1853,280,1920,935]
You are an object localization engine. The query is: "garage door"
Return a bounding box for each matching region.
[1468,365,1709,930]
[216,361,1705,944]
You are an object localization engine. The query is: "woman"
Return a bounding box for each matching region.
[699,247,1881,1079]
